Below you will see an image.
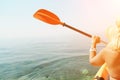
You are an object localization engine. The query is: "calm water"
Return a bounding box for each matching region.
[0,38,101,80]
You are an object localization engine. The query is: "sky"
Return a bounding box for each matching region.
[0,0,120,42]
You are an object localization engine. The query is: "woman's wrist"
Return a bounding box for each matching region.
[89,47,96,52]
[89,43,97,52]
[91,42,96,48]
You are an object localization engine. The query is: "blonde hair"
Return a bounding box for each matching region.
[107,32,120,51]
[106,26,120,51]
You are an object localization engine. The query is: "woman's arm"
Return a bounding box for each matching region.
[89,36,105,66]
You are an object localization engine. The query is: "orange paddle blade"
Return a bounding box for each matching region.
[33,9,63,25]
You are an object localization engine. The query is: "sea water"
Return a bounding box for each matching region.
[0,37,101,80]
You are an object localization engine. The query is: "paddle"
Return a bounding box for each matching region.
[33,9,107,44]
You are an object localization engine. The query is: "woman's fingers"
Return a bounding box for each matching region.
[92,35,101,44]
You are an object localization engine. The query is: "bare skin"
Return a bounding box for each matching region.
[89,36,120,80]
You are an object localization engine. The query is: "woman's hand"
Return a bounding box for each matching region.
[91,35,100,48]
[92,35,100,44]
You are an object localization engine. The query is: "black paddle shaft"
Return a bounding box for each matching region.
[63,23,92,38]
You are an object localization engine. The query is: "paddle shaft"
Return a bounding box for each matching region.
[62,23,107,44]
[63,23,91,37]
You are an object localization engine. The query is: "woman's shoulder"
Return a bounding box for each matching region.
[103,46,120,54]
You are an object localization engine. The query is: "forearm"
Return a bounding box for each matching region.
[89,50,96,60]
[89,43,97,62]
[89,35,101,65]
[89,35,105,66]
